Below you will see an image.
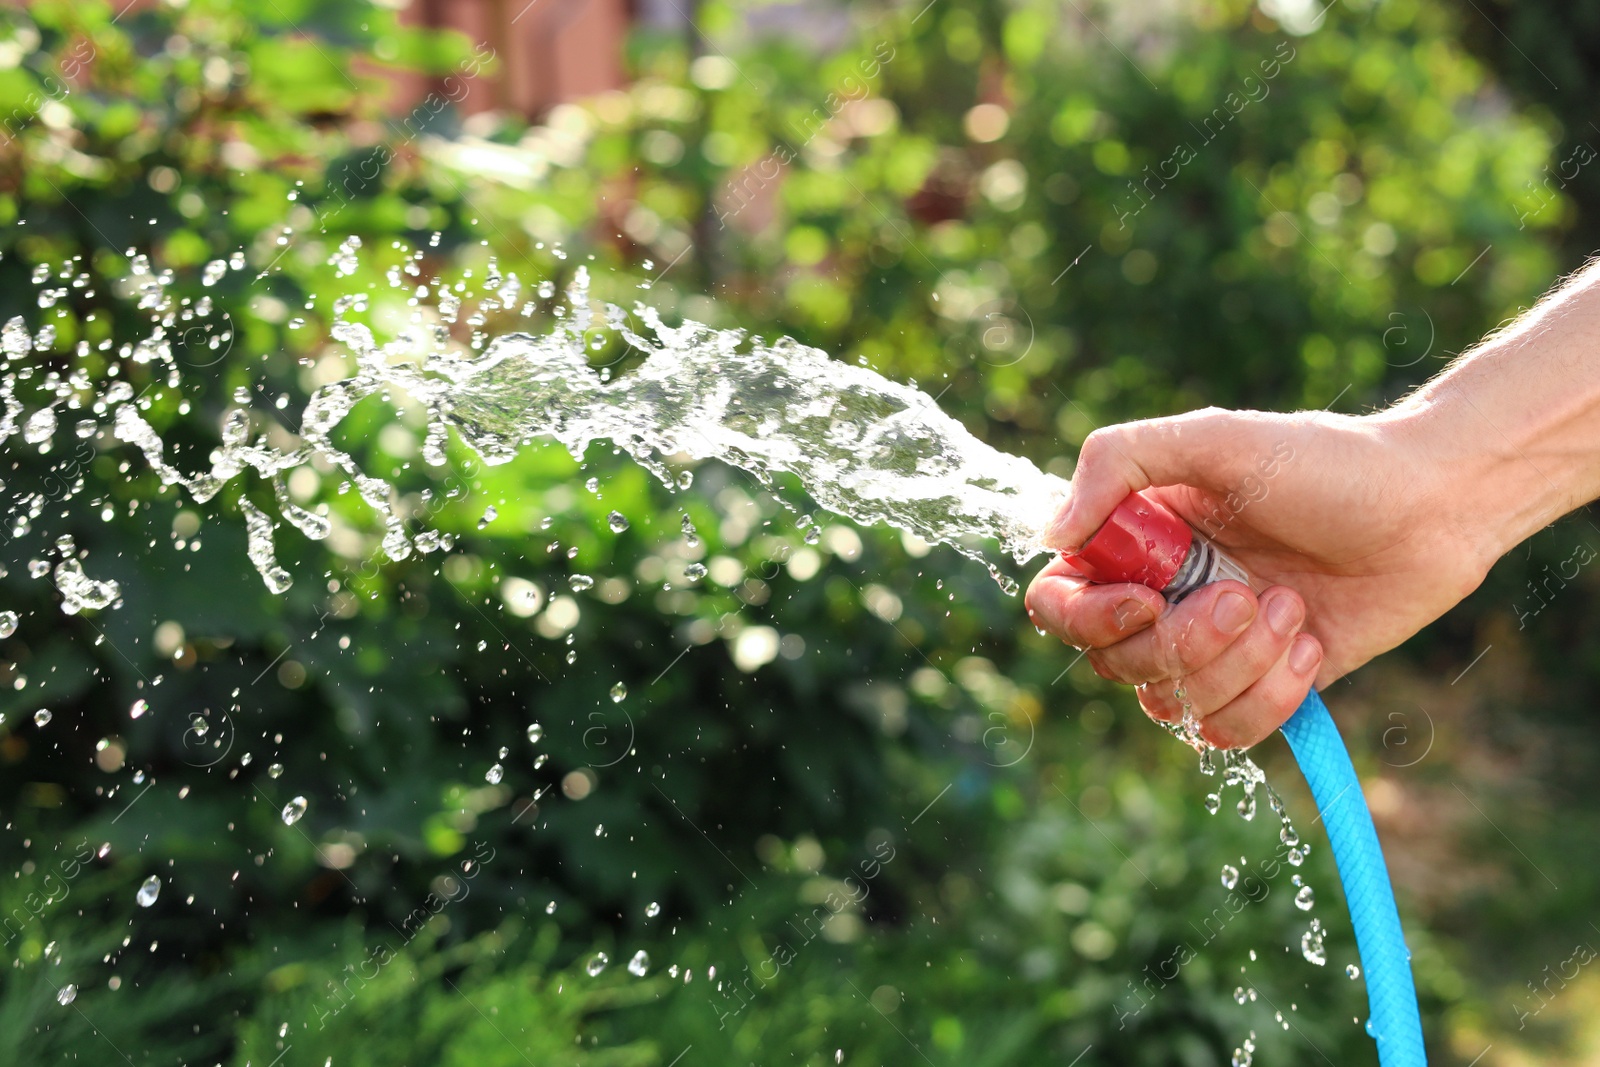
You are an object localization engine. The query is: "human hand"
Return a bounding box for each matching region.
[1025,406,1496,747]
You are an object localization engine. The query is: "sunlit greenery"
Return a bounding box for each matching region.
[1,0,1598,1064]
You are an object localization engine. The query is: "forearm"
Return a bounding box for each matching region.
[1383,258,1600,564]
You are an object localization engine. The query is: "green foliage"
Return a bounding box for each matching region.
[0,0,1593,1064]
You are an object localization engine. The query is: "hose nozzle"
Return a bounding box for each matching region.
[1060,491,1249,600]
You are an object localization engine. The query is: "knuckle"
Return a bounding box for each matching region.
[1079,427,1111,458]
[1087,651,1118,681]
[1137,684,1178,723]
[1156,624,1209,675]
[1088,650,1138,683]
[1078,427,1126,472]
[1197,716,1233,749]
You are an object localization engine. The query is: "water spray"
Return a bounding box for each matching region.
[1063,491,1427,1067]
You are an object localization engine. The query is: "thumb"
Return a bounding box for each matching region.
[1043,407,1252,551]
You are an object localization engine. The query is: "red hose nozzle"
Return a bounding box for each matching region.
[1059,491,1195,593]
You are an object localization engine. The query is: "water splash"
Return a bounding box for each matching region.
[53,536,120,614]
[7,243,1063,601]
[416,269,1067,575]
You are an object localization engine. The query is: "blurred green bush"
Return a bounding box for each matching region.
[0,0,1595,1063]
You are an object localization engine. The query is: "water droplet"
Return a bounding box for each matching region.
[267,763,284,779]
[1294,885,1315,910]
[478,505,498,530]
[607,510,630,533]
[33,709,51,727]
[137,876,161,907]
[1280,824,1299,847]
[1233,986,1248,1005]
[545,900,557,914]
[1236,787,1257,821]
[281,796,308,825]
[24,408,56,446]
[0,611,16,639]
[610,682,627,703]
[328,234,362,277]
[56,984,76,1006]
[803,526,821,545]
[486,763,504,784]
[627,950,650,976]
[1203,793,1220,815]
[1220,864,1238,890]
[645,901,661,918]
[677,470,693,490]
[835,1051,843,1065]
[569,574,594,592]
[129,699,148,719]
[586,952,609,976]
[527,723,543,743]
[684,562,707,582]
[534,753,549,769]
[1300,918,1326,966]
[1346,964,1361,980]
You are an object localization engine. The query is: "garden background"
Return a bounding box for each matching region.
[2,0,1599,1063]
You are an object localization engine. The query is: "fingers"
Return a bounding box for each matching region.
[1025,557,1165,649]
[1029,553,1319,750]
[1084,580,1257,684]
[1136,587,1306,720]
[1196,633,1323,749]
[1043,408,1260,551]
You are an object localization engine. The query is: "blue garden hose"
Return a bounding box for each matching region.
[1281,689,1426,1066]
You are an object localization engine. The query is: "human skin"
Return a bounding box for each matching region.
[1025,258,1600,748]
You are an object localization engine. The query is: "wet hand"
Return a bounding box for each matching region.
[1026,407,1493,748]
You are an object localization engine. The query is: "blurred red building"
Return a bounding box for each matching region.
[391,0,632,119]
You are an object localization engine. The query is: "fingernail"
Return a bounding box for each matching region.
[1266,593,1302,636]
[1212,591,1253,634]
[1114,596,1157,630]
[1289,634,1320,674]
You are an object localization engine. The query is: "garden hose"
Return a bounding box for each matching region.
[1060,491,1426,1066]
[1281,688,1426,1065]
